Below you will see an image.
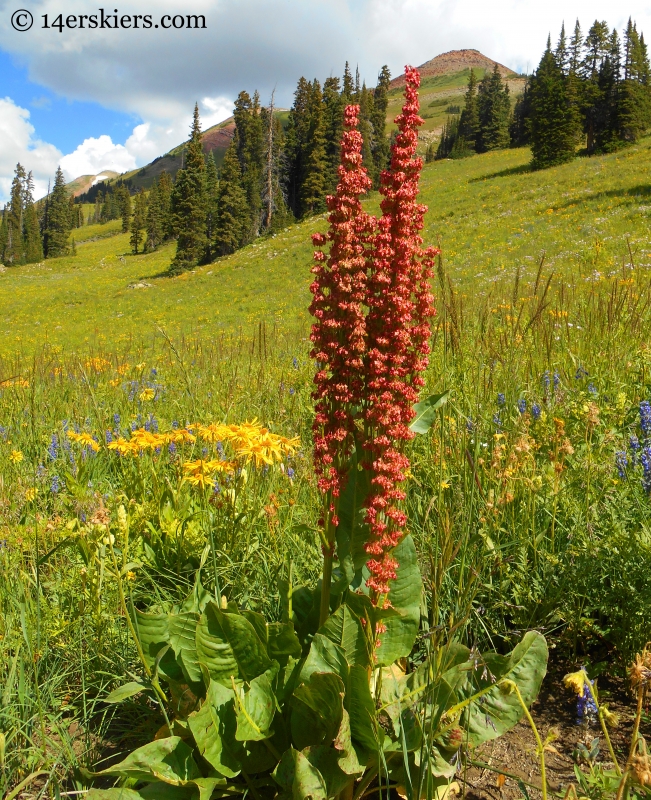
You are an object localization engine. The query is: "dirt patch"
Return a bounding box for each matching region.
[390,49,517,89]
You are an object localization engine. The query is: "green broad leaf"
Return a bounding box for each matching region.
[268,622,302,659]
[333,708,365,776]
[457,630,548,747]
[187,679,242,778]
[303,745,357,797]
[134,610,170,670]
[94,737,201,783]
[374,535,423,666]
[300,634,349,684]
[235,672,276,742]
[273,747,328,800]
[291,671,345,750]
[195,601,273,685]
[415,745,456,780]
[86,790,144,800]
[169,612,203,686]
[180,573,212,615]
[139,779,226,800]
[241,609,269,645]
[346,664,380,756]
[409,391,449,435]
[336,451,373,577]
[104,681,149,704]
[318,604,371,668]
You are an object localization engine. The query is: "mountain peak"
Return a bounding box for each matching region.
[390,49,517,88]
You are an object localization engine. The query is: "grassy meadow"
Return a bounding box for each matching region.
[2,139,651,795]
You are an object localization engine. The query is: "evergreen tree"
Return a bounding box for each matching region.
[477,65,511,151]
[458,68,480,151]
[260,96,292,233]
[204,152,219,259]
[342,62,355,99]
[23,172,43,263]
[145,178,163,251]
[299,80,328,216]
[556,22,570,75]
[618,20,651,143]
[158,171,174,240]
[233,90,265,240]
[358,83,376,180]
[214,137,249,256]
[569,20,583,74]
[510,79,532,145]
[529,40,577,168]
[4,163,26,265]
[44,166,71,258]
[284,76,312,216]
[436,115,461,158]
[370,65,391,179]
[117,187,131,232]
[170,104,208,273]
[323,77,345,192]
[130,189,146,254]
[0,207,8,263]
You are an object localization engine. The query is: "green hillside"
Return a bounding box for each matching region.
[3,139,651,361]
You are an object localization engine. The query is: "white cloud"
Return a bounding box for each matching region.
[59,134,137,180]
[0,97,61,202]
[202,96,234,128]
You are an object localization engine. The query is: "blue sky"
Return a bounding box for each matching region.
[0,0,643,202]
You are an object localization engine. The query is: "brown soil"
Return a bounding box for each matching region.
[390,49,517,89]
[461,657,650,800]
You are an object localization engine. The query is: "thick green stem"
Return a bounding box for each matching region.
[319,539,334,628]
[502,680,547,800]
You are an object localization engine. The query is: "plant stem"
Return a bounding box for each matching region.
[319,514,335,627]
[581,676,622,776]
[504,680,547,800]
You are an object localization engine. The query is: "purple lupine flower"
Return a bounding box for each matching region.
[615,451,628,479]
[532,403,541,421]
[517,399,526,414]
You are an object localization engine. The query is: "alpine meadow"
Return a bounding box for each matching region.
[3,17,651,800]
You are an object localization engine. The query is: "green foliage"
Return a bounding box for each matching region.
[44,166,72,258]
[213,138,249,256]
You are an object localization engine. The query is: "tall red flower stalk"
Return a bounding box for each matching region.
[309,105,375,625]
[362,66,438,602]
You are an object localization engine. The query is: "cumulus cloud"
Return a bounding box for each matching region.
[0,96,61,201]
[59,134,138,179]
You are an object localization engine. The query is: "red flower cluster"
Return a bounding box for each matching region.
[363,66,438,596]
[309,105,375,528]
[310,68,438,599]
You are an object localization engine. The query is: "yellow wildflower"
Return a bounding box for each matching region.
[563,670,586,696]
[25,487,37,502]
[139,388,155,402]
[68,431,100,452]
[9,450,23,464]
[165,428,196,444]
[108,437,139,456]
[195,423,231,443]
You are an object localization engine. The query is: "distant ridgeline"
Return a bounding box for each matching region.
[0,62,392,271]
[434,17,651,169]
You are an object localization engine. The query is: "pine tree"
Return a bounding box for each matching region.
[529,40,577,168]
[233,90,264,240]
[299,80,327,216]
[323,77,345,193]
[358,83,376,181]
[370,65,391,180]
[5,163,26,265]
[436,115,462,158]
[510,79,532,145]
[284,76,312,216]
[260,95,292,233]
[170,103,208,273]
[477,65,511,151]
[145,178,162,251]
[23,172,43,263]
[618,20,651,143]
[117,187,131,232]
[342,62,355,100]
[458,68,480,151]
[214,137,249,256]
[204,152,219,259]
[0,207,8,264]
[556,22,570,75]
[130,189,146,254]
[44,166,71,258]
[158,171,174,240]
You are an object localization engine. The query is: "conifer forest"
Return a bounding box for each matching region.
[2,16,651,800]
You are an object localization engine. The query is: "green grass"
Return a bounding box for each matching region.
[4,140,651,362]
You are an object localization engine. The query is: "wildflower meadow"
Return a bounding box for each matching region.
[1,68,651,799]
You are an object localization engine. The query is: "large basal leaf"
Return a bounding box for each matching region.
[169,612,203,686]
[187,679,243,778]
[409,391,449,435]
[134,610,170,670]
[235,672,276,742]
[195,602,272,685]
[86,791,144,800]
[456,630,548,747]
[318,604,371,669]
[335,451,372,578]
[291,671,345,750]
[139,778,225,800]
[268,622,302,659]
[374,535,423,666]
[302,708,364,795]
[300,634,349,684]
[94,737,201,784]
[346,664,380,757]
[273,747,328,800]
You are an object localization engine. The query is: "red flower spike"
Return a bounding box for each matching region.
[362,66,439,600]
[309,105,375,510]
